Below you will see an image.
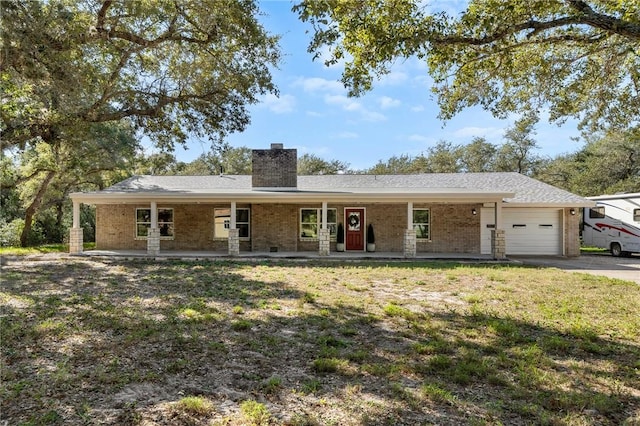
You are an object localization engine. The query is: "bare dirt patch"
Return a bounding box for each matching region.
[1,257,639,425]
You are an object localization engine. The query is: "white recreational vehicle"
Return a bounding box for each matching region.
[582,192,640,256]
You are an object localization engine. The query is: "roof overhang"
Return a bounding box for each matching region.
[587,192,640,201]
[70,188,515,205]
[503,201,596,208]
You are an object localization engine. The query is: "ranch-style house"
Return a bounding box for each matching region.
[69,144,593,258]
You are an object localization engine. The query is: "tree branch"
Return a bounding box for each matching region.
[567,0,640,40]
[433,6,640,48]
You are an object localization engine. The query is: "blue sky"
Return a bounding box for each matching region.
[173,0,585,171]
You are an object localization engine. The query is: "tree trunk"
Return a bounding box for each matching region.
[20,170,56,247]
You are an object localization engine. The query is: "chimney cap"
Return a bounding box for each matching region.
[270,143,284,150]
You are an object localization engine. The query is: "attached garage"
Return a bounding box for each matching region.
[481,208,563,255]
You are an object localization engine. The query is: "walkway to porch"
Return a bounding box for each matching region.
[77,249,499,262]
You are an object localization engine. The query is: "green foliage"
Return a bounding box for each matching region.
[297,153,350,175]
[2,0,280,151]
[294,0,640,132]
[536,128,640,196]
[2,1,280,246]
[0,219,24,247]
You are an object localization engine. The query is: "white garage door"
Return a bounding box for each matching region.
[481,208,563,255]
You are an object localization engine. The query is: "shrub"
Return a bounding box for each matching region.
[0,219,24,247]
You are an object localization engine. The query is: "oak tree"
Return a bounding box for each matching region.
[294,0,640,131]
[2,0,280,150]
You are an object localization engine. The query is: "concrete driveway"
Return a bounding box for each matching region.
[512,253,640,284]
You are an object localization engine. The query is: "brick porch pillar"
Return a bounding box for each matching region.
[491,229,506,259]
[69,228,83,254]
[318,201,330,256]
[318,228,330,256]
[147,201,159,255]
[228,228,240,256]
[147,228,160,255]
[69,201,83,254]
[404,229,416,258]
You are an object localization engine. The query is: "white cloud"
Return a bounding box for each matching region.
[361,110,387,122]
[324,94,350,106]
[335,131,359,139]
[261,93,295,114]
[452,126,504,141]
[408,134,432,142]
[306,110,324,117]
[411,105,426,112]
[378,70,409,86]
[294,77,345,94]
[379,96,401,109]
[323,94,387,122]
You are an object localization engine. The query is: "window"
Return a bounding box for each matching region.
[589,207,605,219]
[634,209,640,222]
[136,208,174,238]
[214,208,250,239]
[300,208,337,240]
[413,209,430,240]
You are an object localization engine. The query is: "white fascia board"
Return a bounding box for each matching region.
[587,192,640,201]
[502,201,596,208]
[70,190,514,204]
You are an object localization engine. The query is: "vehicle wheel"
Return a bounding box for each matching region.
[610,243,622,257]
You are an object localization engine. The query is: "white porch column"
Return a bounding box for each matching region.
[69,201,83,254]
[404,202,416,258]
[147,201,160,255]
[318,201,330,256]
[492,200,506,259]
[230,202,237,230]
[228,201,239,256]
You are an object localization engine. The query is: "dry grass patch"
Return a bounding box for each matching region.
[1,258,639,425]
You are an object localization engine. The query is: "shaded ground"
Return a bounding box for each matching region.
[1,257,639,425]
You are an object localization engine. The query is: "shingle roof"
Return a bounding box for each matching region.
[94,172,590,205]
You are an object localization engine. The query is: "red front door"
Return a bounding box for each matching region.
[345,208,365,251]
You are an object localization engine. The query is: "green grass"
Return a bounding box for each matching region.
[239,399,271,425]
[1,258,639,425]
[580,245,609,253]
[174,396,215,415]
[0,242,95,255]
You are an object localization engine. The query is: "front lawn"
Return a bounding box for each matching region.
[1,258,638,425]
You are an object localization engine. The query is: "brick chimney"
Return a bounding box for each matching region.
[252,143,297,189]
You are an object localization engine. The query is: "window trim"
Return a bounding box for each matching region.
[299,208,337,241]
[135,207,174,240]
[633,208,640,222]
[589,206,605,219]
[412,208,431,241]
[213,207,251,240]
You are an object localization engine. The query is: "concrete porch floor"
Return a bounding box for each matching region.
[77,249,499,262]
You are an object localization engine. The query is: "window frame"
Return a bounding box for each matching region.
[412,208,431,241]
[213,207,250,240]
[299,208,337,241]
[633,208,640,222]
[135,207,174,240]
[589,206,605,219]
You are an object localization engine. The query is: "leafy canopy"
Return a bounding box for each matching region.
[1,0,281,151]
[294,0,640,132]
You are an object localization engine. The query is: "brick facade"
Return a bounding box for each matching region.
[564,208,581,257]
[96,202,485,253]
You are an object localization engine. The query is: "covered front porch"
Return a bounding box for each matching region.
[69,186,514,260]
